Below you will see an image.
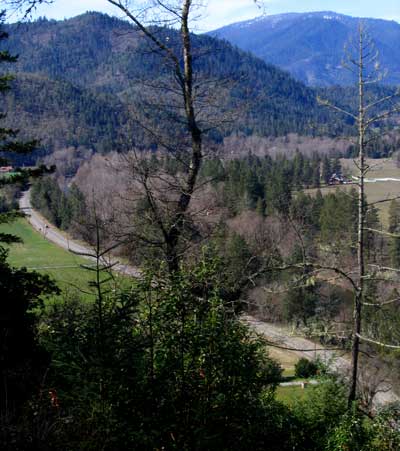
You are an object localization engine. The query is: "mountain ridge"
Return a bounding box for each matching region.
[210,11,400,86]
[2,12,389,162]
[0,11,350,161]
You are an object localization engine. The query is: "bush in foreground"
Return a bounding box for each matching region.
[295,357,318,379]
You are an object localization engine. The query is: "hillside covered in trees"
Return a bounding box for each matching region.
[0,12,372,163]
[210,11,400,86]
[1,2,400,450]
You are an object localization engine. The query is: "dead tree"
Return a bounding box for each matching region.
[105,1,204,273]
[6,0,263,274]
[318,22,400,406]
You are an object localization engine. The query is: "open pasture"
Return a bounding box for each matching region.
[307,158,400,226]
[0,219,127,301]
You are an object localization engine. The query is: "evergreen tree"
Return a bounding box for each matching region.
[39,260,284,450]
[255,197,265,216]
[0,15,58,444]
[265,168,292,215]
[332,157,342,175]
[0,16,37,163]
[365,205,380,262]
[292,151,304,188]
[388,199,400,268]
[321,155,332,184]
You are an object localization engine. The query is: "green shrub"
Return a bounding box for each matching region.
[294,358,318,379]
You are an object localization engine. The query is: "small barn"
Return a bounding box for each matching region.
[328,173,344,185]
[0,166,13,173]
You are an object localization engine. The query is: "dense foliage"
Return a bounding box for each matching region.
[2,74,131,163]
[203,153,331,215]
[0,15,59,445]
[31,177,86,230]
[295,358,319,379]
[0,12,375,164]
[2,254,397,450]
[1,7,400,451]
[34,262,288,449]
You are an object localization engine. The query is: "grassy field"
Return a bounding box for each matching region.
[4,218,318,406]
[0,218,127,301]
[306,158,400,226]
[266,345,300,377]
[276,385,315,405]
[343,158,400,225]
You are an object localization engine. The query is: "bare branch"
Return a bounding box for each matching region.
[356,334,400,349]
[317,96,358,120]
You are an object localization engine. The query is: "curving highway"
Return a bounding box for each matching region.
[19,189,399,407]
[19,190,141,278]
[243,315,400,408]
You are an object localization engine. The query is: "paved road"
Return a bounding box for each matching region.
[243,315,400,408]
[19,190,399,407]
[19,190,141,278]
[280,380,319,387]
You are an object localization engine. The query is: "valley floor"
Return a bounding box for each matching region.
[6,189,399,409]
[243,316,400,408]
[19,189,140,278]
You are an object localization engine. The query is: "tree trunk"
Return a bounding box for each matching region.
[165,0,202,273]
[348,25,365,407]
[107,0,203,274]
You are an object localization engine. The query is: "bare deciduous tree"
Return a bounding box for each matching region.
[5,0,266,274]
[318,22,400,406]
[108,1,205,273]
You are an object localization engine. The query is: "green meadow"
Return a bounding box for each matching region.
[276,384,317,406]
[1,218,128,301]
[306,158,400,227]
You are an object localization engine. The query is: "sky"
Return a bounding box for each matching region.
[8,0,400,31]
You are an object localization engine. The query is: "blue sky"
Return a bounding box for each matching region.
[9,0,400,31]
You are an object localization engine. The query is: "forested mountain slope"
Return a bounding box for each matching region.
[210,12,400,86]
[0,12,358,160]
[3,74,131,163]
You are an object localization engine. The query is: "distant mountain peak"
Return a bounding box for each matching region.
[210,12,400,86]
[223,11,349,28]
